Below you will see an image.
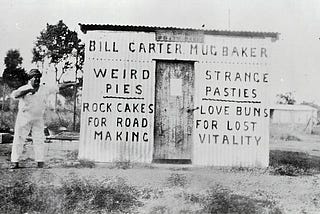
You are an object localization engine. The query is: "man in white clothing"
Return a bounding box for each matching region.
[10,69,74,169]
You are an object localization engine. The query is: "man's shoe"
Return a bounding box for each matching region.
[10,162,20,169]
[37,162,44,168]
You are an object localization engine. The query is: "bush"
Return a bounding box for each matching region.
[185,184,282,214]
[166,173,188,188]
[0,171,60,214]
[272,164,308,176]
[0,174,142,214]
[269,150,320,176]
[150,205,170,213]
[45,108,80,132]
[66,150,78,160]
[45,112,71,132]
[60,176,142,213]
[114,160,132,169]
[279,134,301,141]
[63,159,96,168]
[0,111,16,133]
[270,151,309,168]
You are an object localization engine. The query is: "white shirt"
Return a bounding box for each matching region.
[12,82,58,119]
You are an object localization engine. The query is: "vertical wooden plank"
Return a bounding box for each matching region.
[154,61,194,160]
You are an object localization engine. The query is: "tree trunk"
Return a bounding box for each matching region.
[55,66,58,110]
[73,85,77,131]
[1,83,4,112]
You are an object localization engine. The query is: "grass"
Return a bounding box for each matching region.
[0,173,142,214]
[150,205,170,213]
[114,160,132,169]
[65,150,78,160]
[0,171,57,214]
[62,159,96,168]
[279,134,301,141]
[136,187,164,200]
[184,184,283,214]
[0,144,11,157]
[166,173,188,188]
[0,110,17,133]
[0,169,285,214]
[269,150,320,176]
[60,176,141,213]
[1,125,319,213]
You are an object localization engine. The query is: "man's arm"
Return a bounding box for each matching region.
[43,82,77,95]
[11,85,37,99]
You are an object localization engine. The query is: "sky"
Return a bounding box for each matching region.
[1,0,320,104]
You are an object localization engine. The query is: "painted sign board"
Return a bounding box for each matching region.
[79,25,277,167]
[155,29,204,43]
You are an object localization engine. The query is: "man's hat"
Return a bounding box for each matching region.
[28,69,42,79]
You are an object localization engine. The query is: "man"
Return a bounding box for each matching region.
[10,69,74,169]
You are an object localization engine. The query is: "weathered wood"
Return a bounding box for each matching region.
[154,61,194,160]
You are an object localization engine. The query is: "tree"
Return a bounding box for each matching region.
[276,92,296,105]
[2,49,28,89]
[32,20,84,131]
[32,20,84,84]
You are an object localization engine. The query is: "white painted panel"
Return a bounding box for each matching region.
[79,29,276,166]
[192,36,273,167]
[79,31,155,163]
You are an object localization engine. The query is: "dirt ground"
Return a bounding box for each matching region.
[1,130,320,213]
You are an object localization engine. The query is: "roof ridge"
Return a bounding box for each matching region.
[78,23,279,39]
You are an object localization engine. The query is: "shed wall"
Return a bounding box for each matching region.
[272,110,316,124]
[79,29,275,166]
[79,32,156,162]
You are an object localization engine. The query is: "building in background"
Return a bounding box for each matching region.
[270,104,317,134]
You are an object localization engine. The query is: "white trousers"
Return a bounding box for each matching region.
[11,112,45,162]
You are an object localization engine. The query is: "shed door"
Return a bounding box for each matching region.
[154,61,194,160]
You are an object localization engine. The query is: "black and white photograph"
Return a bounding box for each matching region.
[1,0,320,213]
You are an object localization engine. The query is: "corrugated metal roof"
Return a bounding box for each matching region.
[79,23,279,39]
[271,104,317,111]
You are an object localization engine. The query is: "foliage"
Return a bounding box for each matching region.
[0,174,142,214]
[270,151,310,169]
[113,160,133,169]
[32,20,84,83]
[2,49,28,89]
[271,165,308,176]
[77,159,96,168]
[0,171,60,214]
[269,150,320,176]
[45,107,81,132]
[150,205,170,213]
[276,92,296,105]
[185,184,283,213]
[45,115,70,132]
[0,111,16,132]
[0,83,15,111]
[136,187,164,200]
[166,173,188,188]
[66,150,78,160]
[60,176,141,213]
[32,20,84,131]
[279,134,301,141]
[4,49,23,68]
[63,159,96,169]
[0,144,11,161]
[59,85,75,100]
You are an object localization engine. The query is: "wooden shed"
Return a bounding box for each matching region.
[78,24,278,167]
[270,104,317,133]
